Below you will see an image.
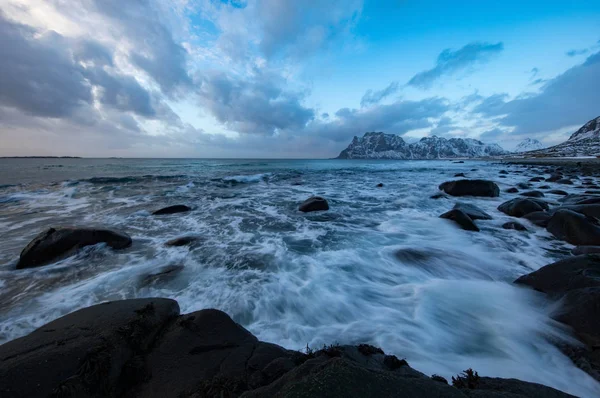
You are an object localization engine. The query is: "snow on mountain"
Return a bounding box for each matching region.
[514,138,545,153]
[524,116,600,157]
[336,132,507,159]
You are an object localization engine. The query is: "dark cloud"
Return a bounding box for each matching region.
[74,39,114,66]
[408,42,504,89]
[0,14,93,118]
[474,51,600,135]
[307,97,449,142]
[360,82,399,107]
[566,48,589,57]
[479,128,507,142]
[198,71,315,134]
[89,0,192,94]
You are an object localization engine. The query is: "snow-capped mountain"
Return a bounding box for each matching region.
[524,116,600,157]
[336,132,507,159]
[514,138,545,153]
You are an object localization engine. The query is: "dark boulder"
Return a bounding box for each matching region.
[299,196,329,212]
[16,227,132,269]
[520,190,545,198]
[499,170,509,174]
[439,209,480,232]
[547,209,600,246]
[0,299,180,397]
[505,187,519,193]
[516,182,532,189]
[376,183,384,188]
[497,198,549,217]
[560,194,600,205]
[560,204,600,218]
[556,287,600,347]
[515,255,600,295]
[454,173,466,178]
[165,236,200,247]
[139,265,185,287]
[547,190,568,196]
[546,174,563,182]
[453,203,492,220]
[438,180,499,197]
[556,179,574,185]
[430,193,447,199]
[529,177,545,182]
[572,246,600,255]
[152,205,192,215]
[539,185,551,189]
[522,211,552,228]
[502,222,528,231]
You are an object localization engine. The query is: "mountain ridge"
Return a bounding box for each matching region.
[337,132,507,159]
[521,116,600,157]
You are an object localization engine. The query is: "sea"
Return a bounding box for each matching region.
[0,157,598,397]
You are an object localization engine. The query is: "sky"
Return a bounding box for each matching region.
[0,0,599,158]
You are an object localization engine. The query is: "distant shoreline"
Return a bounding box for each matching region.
[0,156,82,159]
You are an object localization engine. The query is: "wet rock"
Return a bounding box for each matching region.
[439,209,480,232]
[559,204,600,218]
[539,185,551,189]
[556,287,600,347]
[430,193,446,199]
[502,222,528,231]
[438,180,499,197]
[572,246,600,255]
[547,190,568,196]
[520,190,545,198]
[299,196,329,212]
[0,299,180,397]
[556,179,574,185]
[522,211,553,228]
[505,187,519,193]
[560,194,600,205]
[516,182,532,190]
[529,177,545,182]
[499,170,509,174]
[376,183,384,188]
[547,209,600,246]
[546,174,563,182]
[497,198,549,217]
[515,255,600,295]
[16,227,132,269]
[453,202,492,220]
[165,236,200,247]
[152,205,192,215]
[453,160,464,164]
[454,173,466,178]
[139,265,184,287]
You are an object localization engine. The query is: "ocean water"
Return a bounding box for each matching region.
[0,158,598,397]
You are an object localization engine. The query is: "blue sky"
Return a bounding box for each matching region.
[0,0,599,157]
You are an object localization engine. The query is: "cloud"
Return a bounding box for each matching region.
[408,42,504,89]
[566,48,589,57]
[474,51,600,136]
[0,14,93,118]
[198,71,315,134]
[306,97,449,142]
[360,82,399,107]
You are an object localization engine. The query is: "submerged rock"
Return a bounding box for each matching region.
[164,236,200,247]
[505,187,519,193]
[497,198,549,217]
[152,205,192,215]
[139,265,185,287]
[522,211,552,228]
[452,203,492,220]
[0,298,576,398]
[560,194,600,205]
[438,180,499,197]
[520,190,545,198]
[299,196,329,212]
[439,209,480,232]
[502,222,528,231]
[16,227,132,269]
[547,209,600,246]
[547,189,568,196]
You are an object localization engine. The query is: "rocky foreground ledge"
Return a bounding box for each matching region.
[0,299,575,398]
